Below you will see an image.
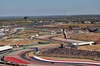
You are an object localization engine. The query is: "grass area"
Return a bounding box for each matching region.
[78,44,100,51]
[7,37,23,39]
[16,33,35,37]
[43,24,100,28]
[39,32,51,35]
[24,42,58,49]
[23,29,38,33]
[71,33,100,42]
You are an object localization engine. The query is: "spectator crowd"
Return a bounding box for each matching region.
[41,48,100,59]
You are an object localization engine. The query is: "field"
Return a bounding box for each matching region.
[0,29,45,45]
[71,33,100,42]
[53,34,100,51]
[78,44,100,51]
[43,24,99,28]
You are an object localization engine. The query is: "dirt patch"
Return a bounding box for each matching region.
[71,33,100,41]
[43,24,97,28]
[78,44,100,51]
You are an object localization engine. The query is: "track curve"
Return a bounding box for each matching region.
[3,34,100,66]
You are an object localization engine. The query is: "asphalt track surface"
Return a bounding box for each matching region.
[4,49,67,66]
[19,50,67,66]
[0,28,22,40]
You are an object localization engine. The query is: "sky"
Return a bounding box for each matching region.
[0,0,100,16]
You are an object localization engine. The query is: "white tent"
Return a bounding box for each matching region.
[0,45,13,51]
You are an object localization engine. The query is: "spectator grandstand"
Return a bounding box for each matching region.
[0,46,13,54]
[41,48,100,60]
[88,25,100,32]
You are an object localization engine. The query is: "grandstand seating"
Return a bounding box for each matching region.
[88,25,100,32]
[41,48,100,59]
[0,49,12,54]
[0,46,13,54]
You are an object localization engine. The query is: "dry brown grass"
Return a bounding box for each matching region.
[0,38,49,45]
[43,24,98,28]
[58,24,99,28]
[71,33,100,41]
[42,25,58,27]
[0,40,10,45]
[0,39,35,45]
[78,44,100,51]
[7,39,33,45]
[23,30,38,33]
[0,29,40,45]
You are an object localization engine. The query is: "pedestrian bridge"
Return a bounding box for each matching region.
[72,41,95,46]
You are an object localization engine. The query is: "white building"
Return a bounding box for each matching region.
[84,21,91,24]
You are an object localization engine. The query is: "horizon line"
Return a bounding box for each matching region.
[0,14,100,17]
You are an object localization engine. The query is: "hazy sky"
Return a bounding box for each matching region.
[0,0,100,16]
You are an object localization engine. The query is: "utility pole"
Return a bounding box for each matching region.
[65,10,67,22]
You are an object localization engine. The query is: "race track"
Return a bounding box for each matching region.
[2,34,100,66]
